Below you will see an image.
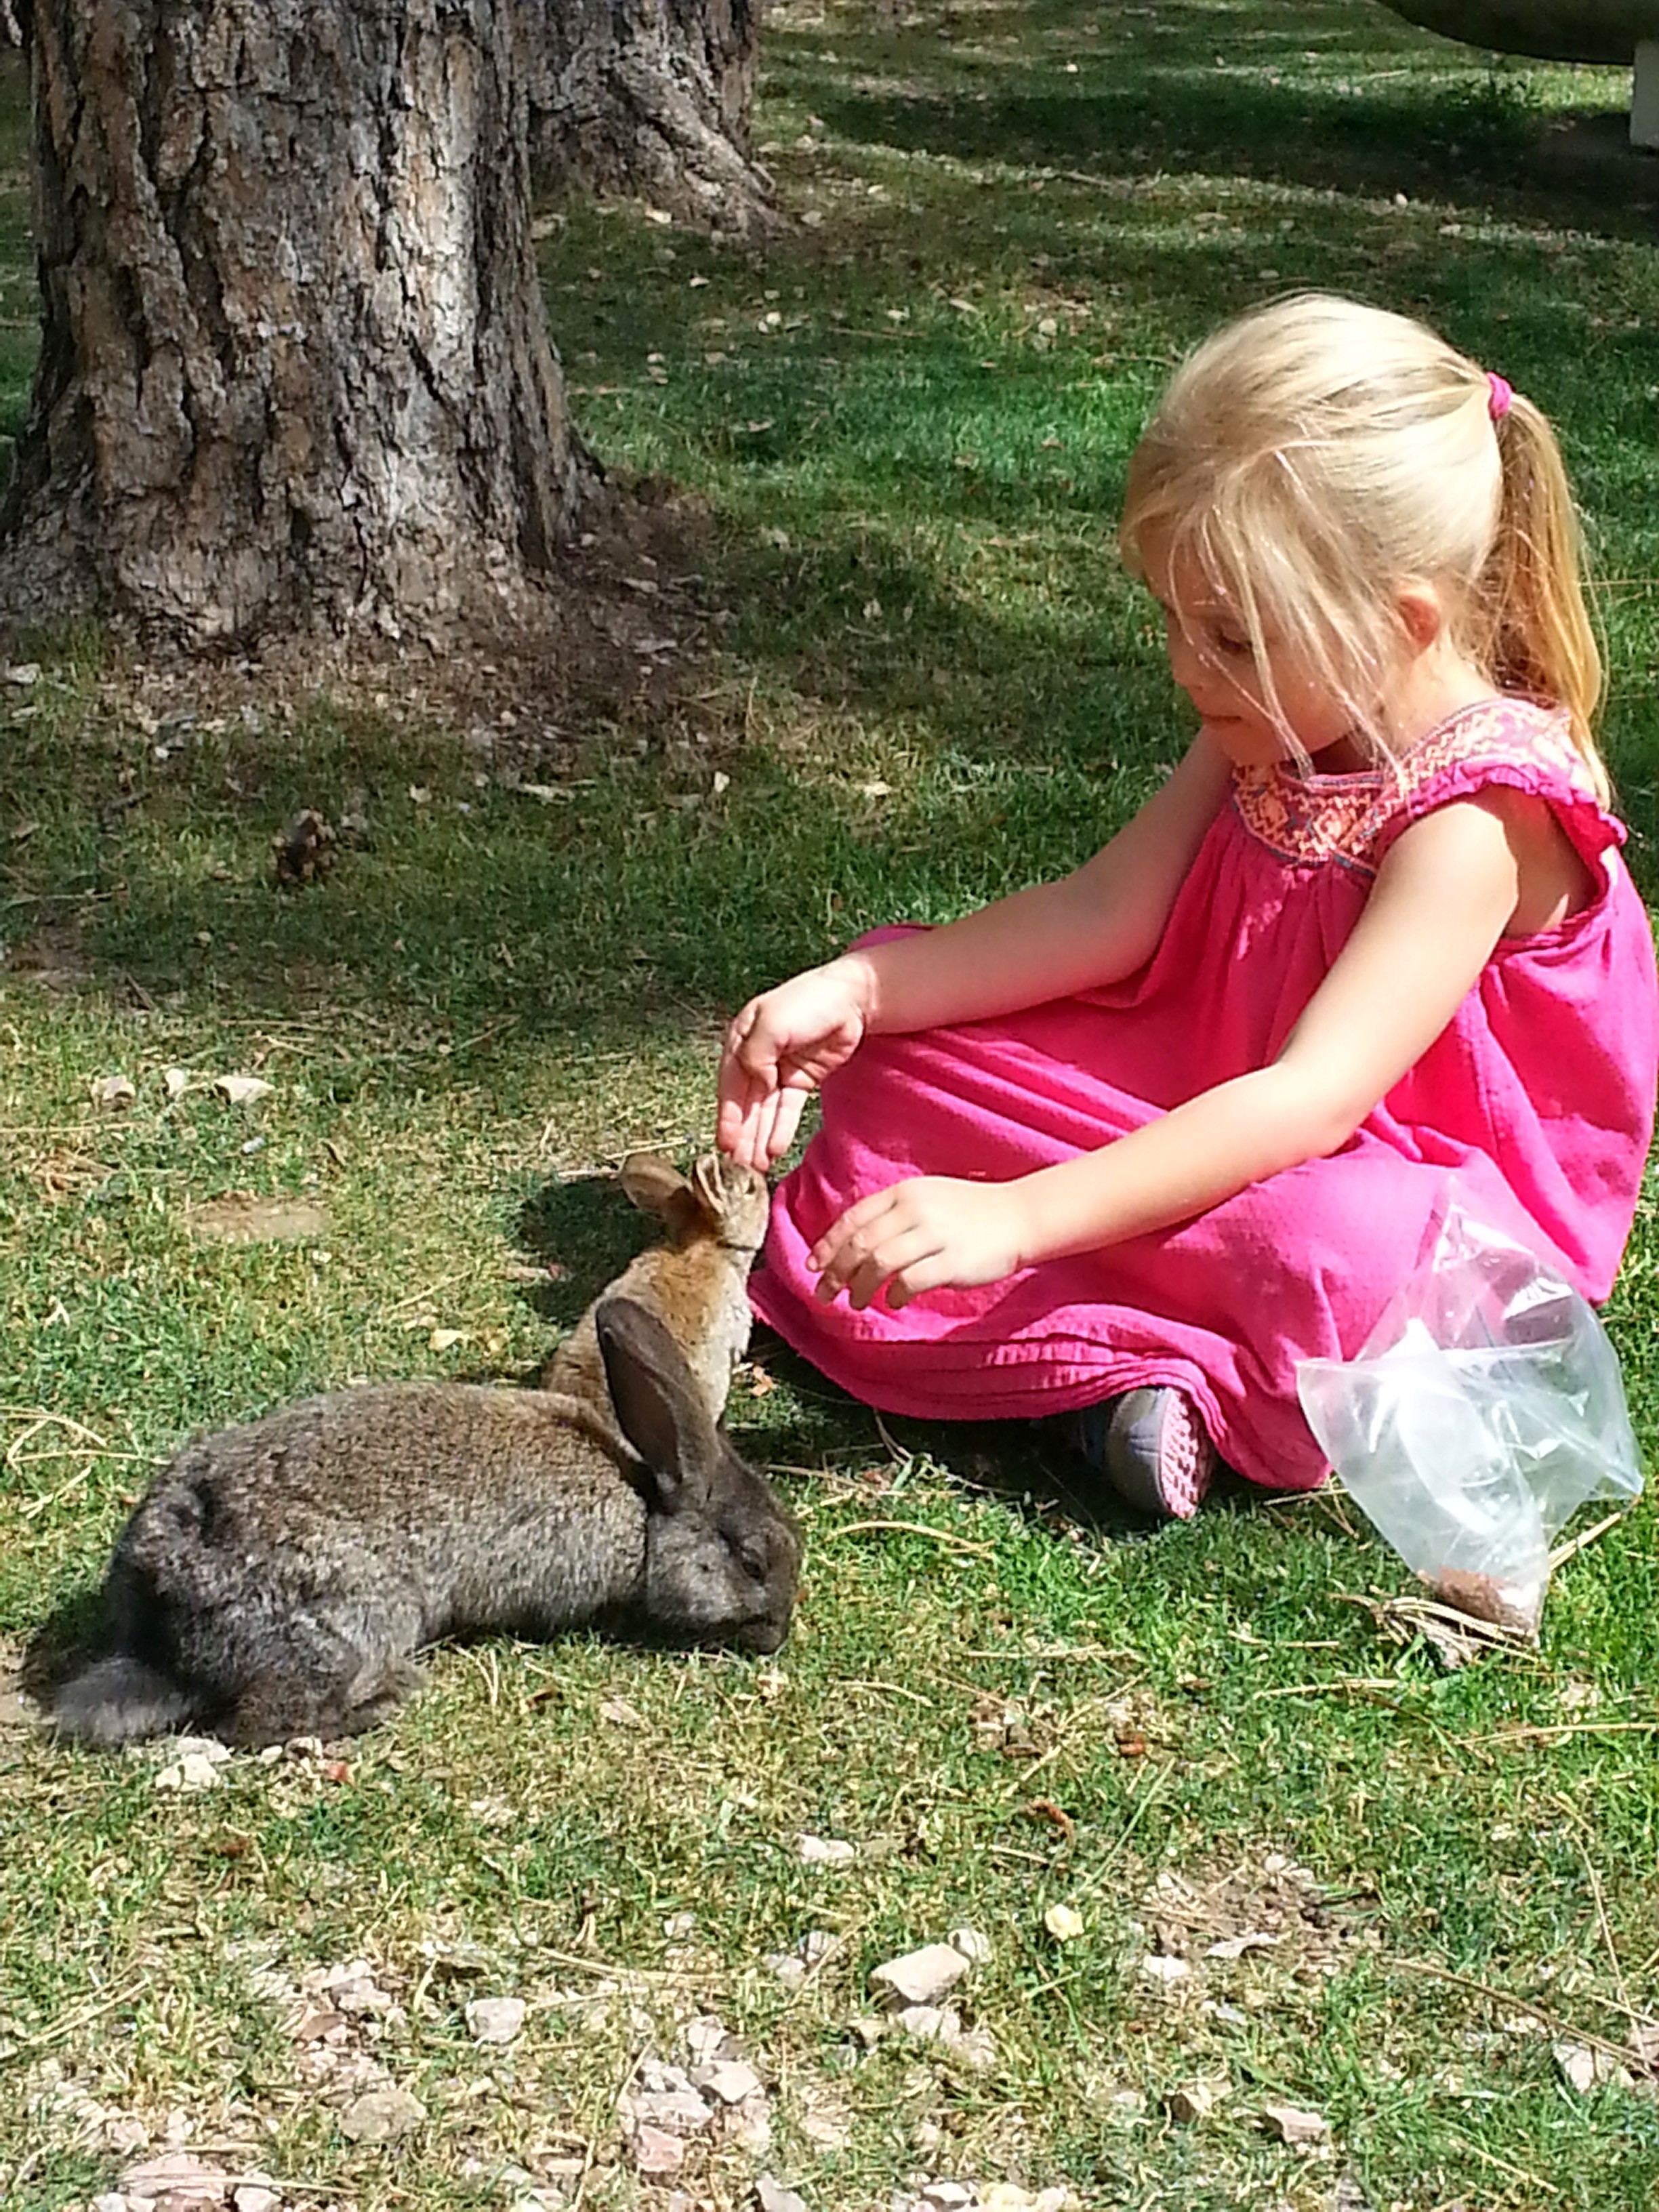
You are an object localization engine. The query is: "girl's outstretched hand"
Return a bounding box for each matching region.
[808,1176,1030,1311]
[717,963,871,1170]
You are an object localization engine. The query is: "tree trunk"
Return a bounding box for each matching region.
[525,0,777,236]
[0,0,594,652]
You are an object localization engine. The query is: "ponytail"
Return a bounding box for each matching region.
[1474,392,1608,803]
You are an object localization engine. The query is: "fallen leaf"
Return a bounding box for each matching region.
[1260,2100,1330,2144]
[797,1833,856,1865]
[118,2154,229,2203]
[1554,2038,1632,2092]
[1205,1931,1279,1959]
[90,1074,137,1112]
[428,1328,470,1353]
[213,1074,273,1106]
[1166,2076,1228,2123]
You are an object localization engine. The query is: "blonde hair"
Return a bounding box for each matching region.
[1120,293,1609,802]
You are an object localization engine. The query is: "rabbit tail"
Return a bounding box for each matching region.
[47,1652,199,1746]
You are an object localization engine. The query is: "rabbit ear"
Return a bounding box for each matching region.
[618,1152,702,1239]
[595,1296,713,1511]
[691,1152,737,1222]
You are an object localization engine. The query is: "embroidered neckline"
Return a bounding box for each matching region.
[1233,697,1592,874]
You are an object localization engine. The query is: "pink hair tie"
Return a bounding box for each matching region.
[1486,371,1513,422]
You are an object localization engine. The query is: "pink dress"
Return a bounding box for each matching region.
[752,697,1659,1492]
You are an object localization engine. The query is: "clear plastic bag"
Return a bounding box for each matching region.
[1296,1204,1643,1637]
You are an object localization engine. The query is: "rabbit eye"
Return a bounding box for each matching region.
[736,1540,771,1583]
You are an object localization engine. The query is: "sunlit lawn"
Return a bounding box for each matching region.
[2,6,1658,2209]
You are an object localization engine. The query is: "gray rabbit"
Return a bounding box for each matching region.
[45,1297,800,1749]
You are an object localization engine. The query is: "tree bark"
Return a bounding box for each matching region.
[0,0,594,652]
[525,0,777,235]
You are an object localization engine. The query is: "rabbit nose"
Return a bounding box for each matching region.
[738,1616,790,1654]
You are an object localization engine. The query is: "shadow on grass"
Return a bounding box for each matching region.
[514,1171,660,1336]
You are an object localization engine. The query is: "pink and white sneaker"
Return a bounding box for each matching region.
[1070,1387,1216,1521]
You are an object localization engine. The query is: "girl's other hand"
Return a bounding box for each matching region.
[808,1176,1029,1311]
[717,963,872,1169]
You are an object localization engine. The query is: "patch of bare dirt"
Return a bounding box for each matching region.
[1139,1851,1381,1987]
[7,470,726,782]
[186,1195,331,1245]
[3,921,94,993]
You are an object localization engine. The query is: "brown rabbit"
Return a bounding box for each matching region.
[43,1298,800,1749]
[541,1151,769,1431]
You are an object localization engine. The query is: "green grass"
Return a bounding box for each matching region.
[3,7,1659,2210]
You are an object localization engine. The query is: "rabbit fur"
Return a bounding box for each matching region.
[541,1151,769,1431]
[45,1297,800,1750]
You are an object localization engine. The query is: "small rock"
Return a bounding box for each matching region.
[172,1734,232,1763]
[872,1944,970,2007]
[947,1927,991,1965]
[1261,2101,1331,2145]
[895,2004,958,2046]
[684,2016,735,2063]
[632,2124,685,2175]
[730,2103,774,2154]
[798,1834,857,1865]
[338,2085,425,2142]
[796,2095,850,2150]
[918,2185,975,2211]
[982,2188,1040,2212]
[1326,2181,1374,2211]
[153,1750,226,1793]
[947,2024,998,2073]
[1043,1904,1084,1943]
[93,2196,129,2212]
[466,1996,525,2044]
[232,2189,282,2212]
[766,1952,808,1988]
[1139,1954,1191,1986]
[849,2015,887,2049]
[628,2078,713,2135]
[755,2178,808,2212]
[701,2058,765,2104]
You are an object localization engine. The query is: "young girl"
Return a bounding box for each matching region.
[716,293,1659,1519]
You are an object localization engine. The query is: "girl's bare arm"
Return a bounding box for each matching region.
[811,793,1530,1308]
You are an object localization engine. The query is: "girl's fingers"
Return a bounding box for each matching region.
[807,1188,897,1274]
[764,1088,807,1162]
[815,1219,942,1309]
